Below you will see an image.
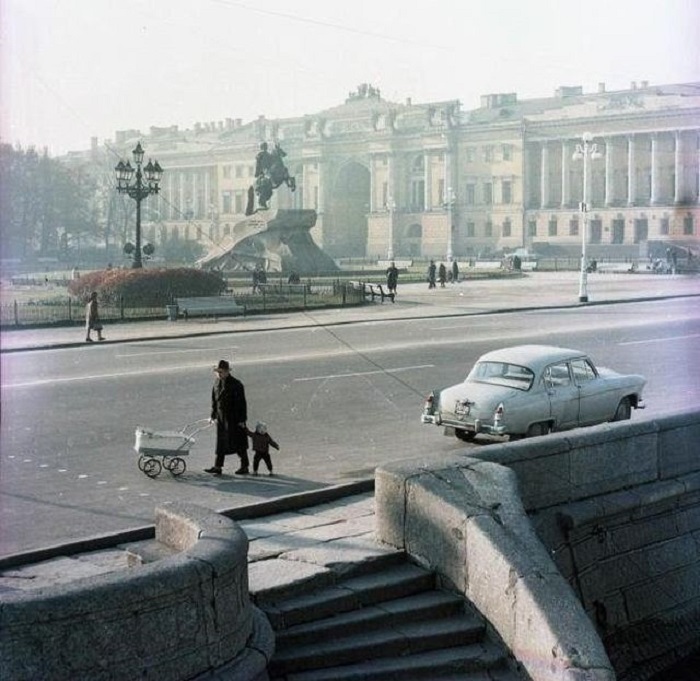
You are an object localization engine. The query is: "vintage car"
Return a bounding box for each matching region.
[421,344,646,441]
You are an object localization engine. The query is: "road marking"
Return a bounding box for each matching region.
[116,345,239,358]
[619,333,700,346]
[294,364,435,382]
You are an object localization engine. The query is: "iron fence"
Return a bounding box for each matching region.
[0,282,366,328]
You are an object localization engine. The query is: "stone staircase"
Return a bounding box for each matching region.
[255,554,521,680]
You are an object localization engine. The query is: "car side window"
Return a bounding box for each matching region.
[544,362,571,388]
[571,359,596,384]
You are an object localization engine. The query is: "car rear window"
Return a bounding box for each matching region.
[467,361,534,391]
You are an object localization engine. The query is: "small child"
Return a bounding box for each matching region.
[247,422,280,475]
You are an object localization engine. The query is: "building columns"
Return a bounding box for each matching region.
[605,137,615,206]
[650,133,660,204]
[540,143,550,208]
[424,152,432,210]
[674,131,684,204]
[627,135,637,206]
[561,141,571,207]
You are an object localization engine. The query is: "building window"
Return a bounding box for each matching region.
[660,217,670,235]
[569,217,579,236]
[314,186,319,210]
[684,215,694,235]
[465,183,476,205]
[235,165,244,178]
[483,146,494,162]
[548,217,558,236]
[411,180,425,211]
[382,182,389,208]
[483,182,493,205]
[248,166,255,177]
[222,192,232,214]
[466,221,475,237]
[528,220,537,237]
[501,180,512,204]
[438,179,445,204]
[234,191,245,214]
[466,147,475,163]
[196,225,203,240]
[224,224,231,236]
[223,165,232,179]
[503,218,512,237]
[485,220,493,237]
[502,144,512,161]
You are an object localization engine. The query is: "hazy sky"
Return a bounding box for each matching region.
[2,0,698,155]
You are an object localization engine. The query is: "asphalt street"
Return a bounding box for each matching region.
[1,271,699,557]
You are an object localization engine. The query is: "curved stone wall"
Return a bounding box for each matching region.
[376,410,700,681]
[0,502,273,681]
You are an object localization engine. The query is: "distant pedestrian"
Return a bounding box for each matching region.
[206,359,249,476]
[438,262,447,287]
[247,421,280,476]
[451,260,459,283]
[85,291,105,342]
[386,261,399,296]
[427,260,436,289]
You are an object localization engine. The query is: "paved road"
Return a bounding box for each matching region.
[1,271,699,557]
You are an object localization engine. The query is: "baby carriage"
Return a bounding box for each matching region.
[134,418,212,478]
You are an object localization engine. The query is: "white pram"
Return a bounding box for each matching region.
[134,418,211,478]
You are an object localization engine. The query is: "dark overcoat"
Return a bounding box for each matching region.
[211,375,248,456]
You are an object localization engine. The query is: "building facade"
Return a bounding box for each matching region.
[103,81,700,261]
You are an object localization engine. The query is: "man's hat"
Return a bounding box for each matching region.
[215,359,230,371]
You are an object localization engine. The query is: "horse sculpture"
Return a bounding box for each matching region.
[246,142,296,215]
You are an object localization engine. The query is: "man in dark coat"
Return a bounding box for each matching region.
[386,261,398,295]
[206,359,248,475]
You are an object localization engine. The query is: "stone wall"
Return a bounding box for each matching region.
[0,502,273,681]
[375,409,700,681]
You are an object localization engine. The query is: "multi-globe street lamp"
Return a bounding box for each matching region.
[572,132,602,302]
[115,142,164,268]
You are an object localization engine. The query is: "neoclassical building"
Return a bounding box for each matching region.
[104,81,700,260]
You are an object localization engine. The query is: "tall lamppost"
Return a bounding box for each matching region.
[115,142,164,268]
[572,132,602,302]
[386,195,396,260]
[445,186,456,262]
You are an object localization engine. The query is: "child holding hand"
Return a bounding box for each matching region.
[247,422,280,475]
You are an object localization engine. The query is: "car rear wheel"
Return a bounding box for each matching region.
[526,421,551,438]
[455,429,477,442]
[613,397,632,421]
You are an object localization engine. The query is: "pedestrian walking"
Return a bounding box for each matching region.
[427,260,436,289]
[206,359,249,476]
[85,291,105,342]
[451,260,459,283]
[247,421,280,475]
[438,262,447,288]
[386,261,399,296]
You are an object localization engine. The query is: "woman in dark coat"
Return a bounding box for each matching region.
[206,359,248,475]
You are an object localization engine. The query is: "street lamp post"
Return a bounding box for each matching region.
[386,195,395,260]
[572,132,602,302]
[115,142,164,268]
[445,186,456,262]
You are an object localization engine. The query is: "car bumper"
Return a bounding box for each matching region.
[421,413,506,436]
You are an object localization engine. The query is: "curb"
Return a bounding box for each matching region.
[2,293,698,354]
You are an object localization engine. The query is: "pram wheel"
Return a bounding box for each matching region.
[143,458,162,478]
[138,455,149,472]
[166,457,186,477]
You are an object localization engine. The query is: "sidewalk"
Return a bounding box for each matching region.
[2,270,699,353]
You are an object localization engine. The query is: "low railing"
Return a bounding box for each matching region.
[0,282,366,328]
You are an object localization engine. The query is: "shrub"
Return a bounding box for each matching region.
[67,268,226,306]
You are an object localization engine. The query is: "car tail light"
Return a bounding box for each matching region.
[493,403,504,427]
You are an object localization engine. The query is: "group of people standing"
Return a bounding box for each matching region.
[205,359,280,477]
[427,260,459,289]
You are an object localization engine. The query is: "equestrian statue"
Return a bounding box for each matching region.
[245,142,296,215]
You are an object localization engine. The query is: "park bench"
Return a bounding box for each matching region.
[174,296,245,320]
[349,281,395,303]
